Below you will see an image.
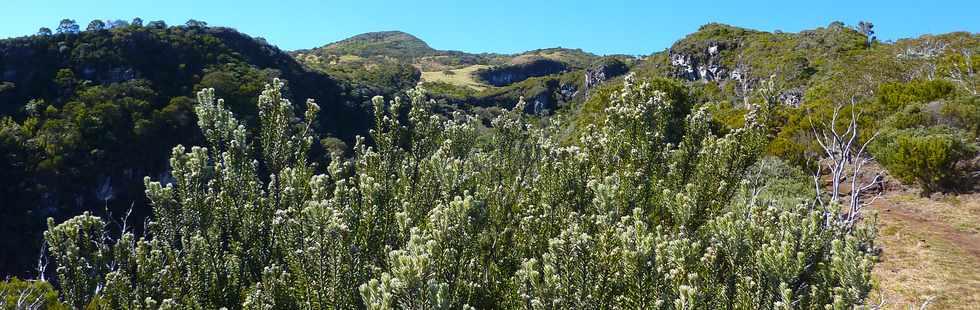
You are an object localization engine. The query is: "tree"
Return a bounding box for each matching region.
[857,21,875,48]
[53,69,76,97]
[106,19,129,29]
[811,100,882,228]
[940,38,979,95]
[37,27,52,36]
[131,17,143,27]
[147,20,167,29]
[55,19,79,34]
[185,19,208,28]
[85,19,105,32]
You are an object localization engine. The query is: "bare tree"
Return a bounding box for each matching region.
[857,21,876,48]
[811,98,882,230]
[0,281,47,310]
[946,44,978,95]
[733,52,754,109]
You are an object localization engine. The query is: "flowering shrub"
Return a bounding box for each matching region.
[42,75,877,309]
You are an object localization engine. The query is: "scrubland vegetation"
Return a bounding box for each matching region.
[1,18,978,309]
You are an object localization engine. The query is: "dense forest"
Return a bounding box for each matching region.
[1,18,978,309]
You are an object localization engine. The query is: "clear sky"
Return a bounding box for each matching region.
[1,0,977,56]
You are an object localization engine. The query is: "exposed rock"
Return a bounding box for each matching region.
[584,58,628,91]
[559,82,578,101]
[476,58,568,87]
[669,41,731,82]
[779,88,804,107]
[95,176,115,201]
[533,97,547,115]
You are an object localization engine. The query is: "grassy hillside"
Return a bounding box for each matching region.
[419,64,491,90]
[305,30,437,60]
[294,31,622,110]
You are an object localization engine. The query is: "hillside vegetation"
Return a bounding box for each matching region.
[0,20,370,277]
[1,19,979,309]
[293,31,619,113]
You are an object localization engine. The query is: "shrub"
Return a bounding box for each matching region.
[0,278,68,309]
[872,126,977,195]
[938,95,980,137]
[40,76,877,308]
[875,80,955,112]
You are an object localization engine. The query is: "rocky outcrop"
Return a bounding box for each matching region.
[476,59,568,86]
[669,42,729,82]
[584,58,628,91]
[779,88,804,107]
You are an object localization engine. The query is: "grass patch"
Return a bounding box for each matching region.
[420,65,491,90]
[871,192,980,309]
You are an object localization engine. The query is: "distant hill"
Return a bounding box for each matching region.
[294,31,623,114]
[309,31,438,61]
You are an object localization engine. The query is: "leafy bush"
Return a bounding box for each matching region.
[937,95,980,137]
[0,278,68,309]
[40,76,877,308]
[875,80,956,112]
[872,126,977,195]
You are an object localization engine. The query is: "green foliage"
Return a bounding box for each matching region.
[875,80,956,112]
[418,81,478,103]
[0,23,361,276]
[768,79,965,171]
[44,213,110,308]
[321,59,421,100]
[871,126,977,195]
[310,31,438,61]
[0,278,68,309]
[937,95,980,137]
[39,76,877,308]
[574,76,693,142]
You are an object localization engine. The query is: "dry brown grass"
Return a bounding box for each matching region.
[869,191,980,309]
[419,65,491,90]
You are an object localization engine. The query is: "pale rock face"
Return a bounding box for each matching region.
[559,83,578,100]
[731,69,744,81]
[533,99,546,115]
[779,89,804,107]
[486,72,516,86]
[584,60,628,92]
[670,44,728,82]
[95,176,115,201]
[899,41,946,59]
[671,54,689,66]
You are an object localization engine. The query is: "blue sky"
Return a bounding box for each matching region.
[0,0,977,55]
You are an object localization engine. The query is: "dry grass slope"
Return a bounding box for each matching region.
[419,65,491,90]
[870,191,980,309]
